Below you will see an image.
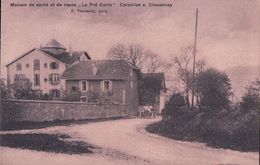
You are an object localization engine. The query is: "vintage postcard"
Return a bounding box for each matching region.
[0,0,259,165]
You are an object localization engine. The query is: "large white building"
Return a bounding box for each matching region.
[6,39,91,98]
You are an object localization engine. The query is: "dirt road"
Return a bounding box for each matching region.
[0,118,258,165]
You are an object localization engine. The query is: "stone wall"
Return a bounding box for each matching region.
[1,99,131,122]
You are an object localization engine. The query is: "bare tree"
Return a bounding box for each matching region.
[108,43,162,73]
[172,46,207,107]
[173,46,193,107]
[108,43,166,106]
[108,44,145,67]
[194,58,207,107]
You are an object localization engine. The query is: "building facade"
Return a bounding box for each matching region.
[6,39,91,98]
[138,73,167,114]
[61,60,140,115]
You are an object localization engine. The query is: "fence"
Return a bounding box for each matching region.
[1,99,133,122]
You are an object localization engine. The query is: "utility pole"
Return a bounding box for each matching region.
[191,8,198,109]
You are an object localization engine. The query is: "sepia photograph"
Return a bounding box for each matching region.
[0,0,259,164]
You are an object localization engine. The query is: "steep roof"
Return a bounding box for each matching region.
[6,49,36,67]
[71,51,91,60]
[61,60,136,80]
[6,48,91,66]
[42,39,66,50]
[40,49,75,65]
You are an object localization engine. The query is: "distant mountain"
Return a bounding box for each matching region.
[225,65,260,101]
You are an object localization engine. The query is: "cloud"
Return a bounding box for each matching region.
[1,0,259,72]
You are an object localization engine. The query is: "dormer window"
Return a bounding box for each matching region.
[50,62,59,69]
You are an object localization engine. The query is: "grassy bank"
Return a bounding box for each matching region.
[0,133,95,154]
[146,108,259,152]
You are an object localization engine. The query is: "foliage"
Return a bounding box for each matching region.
[108,43,162,73]
[240,78,260,111]
[147,80,259,152]
[172,46,207,107]
[86,90,100,103]
[195,68,232,108]
[0,78,11,99]
[40,93,52,100]
[62,87,81,102]
[148,106,258,151]
[100,91,113,104]
[10,80,35,99]
[1,79,52,100]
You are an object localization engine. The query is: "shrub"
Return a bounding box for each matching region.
[40,93,51,100]
[10,80,36,100]
[240,78,260,111]
[86,90,100,103]
[0,78,11,99]
[196,68,232,109]
[62,88,81,102]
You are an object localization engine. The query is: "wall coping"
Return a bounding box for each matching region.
[1,99,127,106]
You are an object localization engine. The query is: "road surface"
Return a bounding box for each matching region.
[0,118,258,165]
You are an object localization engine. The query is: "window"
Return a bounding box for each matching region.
[81,80,88,92]
[102,80,112,92]
[122,90,126,104]
[50,62,59,69]
[34,74,40,86]
[34,59,40,70]
[16,63,22,71]
[49,89,60,98]
[49,74,60,85]
[26,64,30,68]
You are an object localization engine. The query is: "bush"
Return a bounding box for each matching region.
[196,68,232,109]
[62,88,81,102]
[240,79,260,111]
[0,78,11,99]
[147,95,259,152]
[40,93,51,100]
[10,80,37,100]
[86,90,100,103]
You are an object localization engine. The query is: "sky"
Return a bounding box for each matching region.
[1,0,259,75]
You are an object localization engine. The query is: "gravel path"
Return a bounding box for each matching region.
[0,117,258,165]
